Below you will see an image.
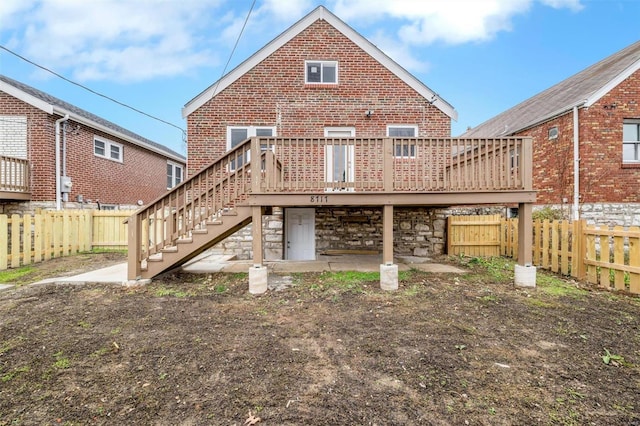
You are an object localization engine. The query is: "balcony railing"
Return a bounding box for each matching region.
[0,156,30,197]
[257,137,532,192]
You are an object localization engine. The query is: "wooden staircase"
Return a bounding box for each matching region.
[128,139,257,280]
[140,206,253,278]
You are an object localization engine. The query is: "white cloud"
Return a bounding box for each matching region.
[332,0,582,45]
[258,0,315,21]
[3,0,224,82]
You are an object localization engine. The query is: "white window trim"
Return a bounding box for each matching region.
[305,60,338,84]
[226,126,277,152]
[94,136,123,163]
[623,120,640,163]
[167,161,183,189]
[387,125,418,158]
[548,126,559,140]
[387,125,418,137]
[324,127,355,137]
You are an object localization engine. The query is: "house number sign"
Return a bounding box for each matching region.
[310,195,329,203]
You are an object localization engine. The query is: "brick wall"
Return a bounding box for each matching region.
[186,19,451,176]
[518,68,640,205]
[0,91,182,206]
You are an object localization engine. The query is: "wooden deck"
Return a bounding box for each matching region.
[0,156,30,201]
[128,137,536,280]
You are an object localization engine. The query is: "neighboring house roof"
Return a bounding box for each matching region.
[0,74,186,163]
[183,6,457,121]
[463,40,640,138]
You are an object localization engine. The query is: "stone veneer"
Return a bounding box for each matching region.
[541,203,640,227]
[213,206,504,260]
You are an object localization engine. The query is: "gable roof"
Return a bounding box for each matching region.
[0,74,185,162]
[463,40,640,138]
[182,6,457,120]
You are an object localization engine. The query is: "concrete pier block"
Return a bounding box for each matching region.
[380,264,398,291]
[249,265,268,294]
[514,264,537,288]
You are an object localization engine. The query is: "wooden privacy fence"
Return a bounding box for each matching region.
[0,210,136,270]
[448,215,640,295]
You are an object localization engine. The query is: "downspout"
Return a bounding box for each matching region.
[55,114,69,210]
[573,106,580,220]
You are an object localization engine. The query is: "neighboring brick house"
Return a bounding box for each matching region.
[182,6,461,260]
[464,41,640,226]
[0,75,186,213]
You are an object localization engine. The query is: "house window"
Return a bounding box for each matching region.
[548,126,558,140]
[227,126,276,169]
[167,161,183,189]
[388,125,418,157]
[94,137,123,162]
[623,120,640,163]
[305,61,337,84]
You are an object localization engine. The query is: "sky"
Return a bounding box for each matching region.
[1,0,639,157]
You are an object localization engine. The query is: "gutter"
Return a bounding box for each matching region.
[55,114,70,210]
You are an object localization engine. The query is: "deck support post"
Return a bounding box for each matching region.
[380,204,398,290]
[127,213,141,282]
[515,202,536,287]
[249,206,268,294]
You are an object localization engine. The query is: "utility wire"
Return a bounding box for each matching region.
[193,0,257,137]
[0,45,185,135]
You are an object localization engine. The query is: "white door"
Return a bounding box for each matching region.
[285,208,315,260]
[324,127,355,191]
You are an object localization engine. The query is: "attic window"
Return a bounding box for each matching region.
[548,126,558,140]
[305,61,337,84]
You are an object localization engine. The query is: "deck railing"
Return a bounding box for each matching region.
[258,137,532,192]
[0,155,30,194]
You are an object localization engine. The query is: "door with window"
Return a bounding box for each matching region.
[286,208,315,260]
[324,127,355,191]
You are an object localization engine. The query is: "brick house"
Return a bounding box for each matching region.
[182,5,459,260]
[127,6,536,288]
[463,41,640,226]
[0,75,186,213]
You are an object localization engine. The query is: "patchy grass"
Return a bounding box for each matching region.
[0,266,35,284]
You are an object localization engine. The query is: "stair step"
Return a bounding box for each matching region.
[177,238,193,244]
[161,246,178,253]
[221,210,237,216]
[207,220,223,225]
[192,229,208,234]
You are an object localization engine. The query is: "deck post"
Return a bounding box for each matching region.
[380,204,398,290]
[515,202,536,287]
[126,213,141,282]
[249,205,268,294]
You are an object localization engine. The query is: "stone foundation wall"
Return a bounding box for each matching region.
[214,205,507,260]
[537,203,640,227]
[211,208,283,260]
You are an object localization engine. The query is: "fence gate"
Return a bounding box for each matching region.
[447,214,502,257]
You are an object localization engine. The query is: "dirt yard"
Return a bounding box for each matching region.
[0,252,639,425]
